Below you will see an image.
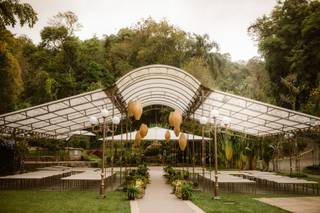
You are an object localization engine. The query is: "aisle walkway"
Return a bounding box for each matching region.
[131,167,204,213]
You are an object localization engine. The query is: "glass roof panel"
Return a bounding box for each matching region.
[17,118,39,125]
[48,101,69,112]
[227,97,247,107]
[26,108,48,117]
[247,103,268,113]
[276,119,299,126]
[268,108,289,118]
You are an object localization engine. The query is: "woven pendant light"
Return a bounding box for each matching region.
[135,131,142,146]
[168,112,174,127]
[127,100,134,117]
[172,110,182,127]
[139,123,148,138]
[132,101,142,120]
[179,133,187,151]
[165,130,170,144]
[174,126,180,137]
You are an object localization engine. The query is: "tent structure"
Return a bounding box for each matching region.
[99,126,211,141]
[0,64,319,139]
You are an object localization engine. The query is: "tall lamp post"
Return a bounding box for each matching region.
[111,116,120,177]
[89,109,120,199]
[210,109,219,198]
[200,116,208,178]
[209,108,231,199]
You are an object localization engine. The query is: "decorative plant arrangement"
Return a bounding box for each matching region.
[125,164,150,200]
[163,166,193,200]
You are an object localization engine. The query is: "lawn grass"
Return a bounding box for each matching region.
[191,191,290,213]
[0,190,130,213]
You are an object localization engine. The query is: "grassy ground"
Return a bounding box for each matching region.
[192,192,291,213]
[0,190,130,213]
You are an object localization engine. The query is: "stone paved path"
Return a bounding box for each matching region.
[256,197,320,213]
[131,167,204,213]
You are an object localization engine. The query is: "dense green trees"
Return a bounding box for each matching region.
[0,0,37,28]
[0,0,37,113]
[249,0,320,115]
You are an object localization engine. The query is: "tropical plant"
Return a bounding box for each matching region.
[127,185,140,200]
[181,183,193,200]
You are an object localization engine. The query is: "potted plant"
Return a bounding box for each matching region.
[127,185,140,200]
[181,183,193,200]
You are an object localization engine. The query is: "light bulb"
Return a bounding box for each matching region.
[200,116,208,125]
[101,108,109,118]
[112,116,120,125]
[89,116,99,125]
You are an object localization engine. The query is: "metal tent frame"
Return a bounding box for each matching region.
[1,64,320,139]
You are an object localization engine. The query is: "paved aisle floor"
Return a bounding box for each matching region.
[134,167,202,213]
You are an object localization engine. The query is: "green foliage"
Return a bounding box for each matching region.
[192,191,289,213]
[164,167,193,200]
[0,190,130,213]
[249,0,320,115]
[137,164,149,178]
[0,0,38,28]
[125,164,149,199]
[40,26,68,50]
[127,185,140,200]
[261,138,275,169]
[182,56,215,89]
[0,138,28,175]
[181,182,193,200]
[49,11,82,36]
[0,35,23,113]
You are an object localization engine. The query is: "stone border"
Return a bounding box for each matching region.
[184,201,205,213]
[130,200,140,213]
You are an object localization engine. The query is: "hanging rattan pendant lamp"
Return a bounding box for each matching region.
[132,101,142,120]
[174,126,180,137]
[127,100,134,117]
[139,123,148,138]
[171,110,182,127]
[127,100,143,120]
[168,112,174,127]
[165,130,170,144]
[179,133,187,151]
[135,130,142,146]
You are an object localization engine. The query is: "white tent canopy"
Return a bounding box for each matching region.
[99,127,211,141]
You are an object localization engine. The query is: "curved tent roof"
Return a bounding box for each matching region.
[0,64,319,139]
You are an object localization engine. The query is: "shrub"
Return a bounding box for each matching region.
[125,164,150,199]
[127,185,140,200]
[181,183,193,200]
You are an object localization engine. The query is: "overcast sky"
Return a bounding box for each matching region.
[9,0,277,61]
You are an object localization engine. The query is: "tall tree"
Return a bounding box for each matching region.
[249,0,320,114]
[0,0,37,113]
[0,37,23,113]
[0,0,37,29]
[48,11,82,36]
